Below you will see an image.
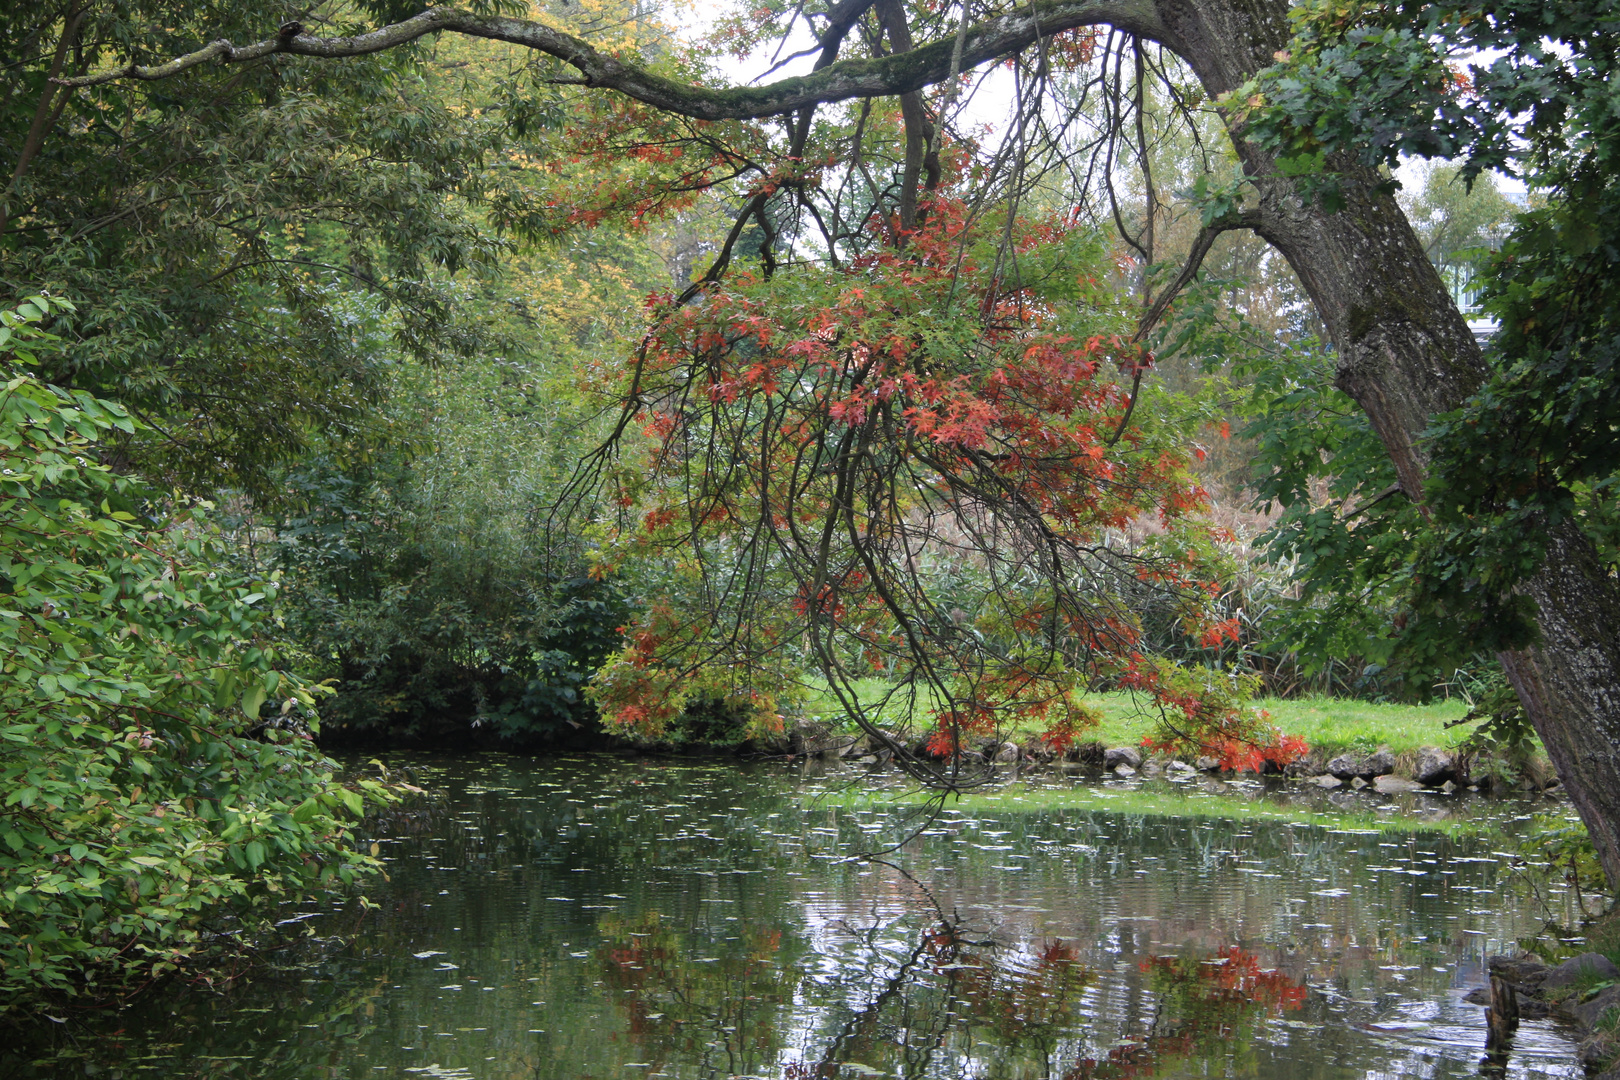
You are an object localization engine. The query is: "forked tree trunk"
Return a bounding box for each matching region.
[1151,0,1620,888]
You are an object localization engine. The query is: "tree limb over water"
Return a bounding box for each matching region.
[55,1,1166,118]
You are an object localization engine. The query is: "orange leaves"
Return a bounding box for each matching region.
[641,505,678,534]
[1197,616,1242,649]
[1064,948,1306,1077]
[1034,707,1099,755]
[1271,733,1311,766]
[1206,948,1309,1012]
[1446,62,1474,97]
[902,393,999,449]
[1047,25,1103,68]
[826,396,868,427]
[541,98,766,235]
[589,193,1245,755]
[1143,947,1308,1014]
[627,143,685,164]
[792,582,846,620]
[922,703,998,758]
[917,672,1101,761]
[1130,652,1309,774]
[924,727,964,758]
[1108,337,1156,378]
[641,412,676,441]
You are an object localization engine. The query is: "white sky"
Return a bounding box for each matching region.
[680,1,1524,205]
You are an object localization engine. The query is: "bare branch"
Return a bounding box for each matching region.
[1104,210,1262,447]
[1133,210,1263,344]
[55,1,1167,120]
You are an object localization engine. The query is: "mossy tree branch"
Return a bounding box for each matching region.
[55,1,1166,119]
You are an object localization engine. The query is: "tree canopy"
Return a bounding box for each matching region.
[0,296,395,1007]
[10,0,1620,896]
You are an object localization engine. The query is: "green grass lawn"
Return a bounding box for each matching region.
[1090,693,1477,756]
[1246,696,1476,755]
[813,779,1480,834]
[800,678,1483,757]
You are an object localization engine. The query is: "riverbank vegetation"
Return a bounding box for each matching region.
[4,0,1619,1021]
[800,680,1481,757]
[0,298,398,1011]
[817,774,1483,835]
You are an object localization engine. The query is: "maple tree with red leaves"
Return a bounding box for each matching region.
[578,172,1301,776]
[60,0,1315,779]
[69,0,1620,890]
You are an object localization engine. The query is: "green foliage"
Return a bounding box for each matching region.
[1445,675,1539,792]
[830,777,1480,833]
[271,356,635,744]
[1234,0,1620,186]
[0,0,568,499]
[1163,202,1546,699]
[1219,331,1457,694]
[1509,811,1607,935]
[1231,0,1620,649]
[1415,167,1620,631]
[1402,164,1517,304]
[1588,910,1620,967]
[0,297,391,1011]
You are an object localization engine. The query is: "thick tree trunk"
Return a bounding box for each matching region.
[1152,0,1620,887]
[1500,525,1620,888]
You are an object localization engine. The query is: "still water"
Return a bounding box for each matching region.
[12,755,1586,1079]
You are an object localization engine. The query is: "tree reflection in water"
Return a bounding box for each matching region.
[1067,947,1307,1079]
[597,910,802,1077]
[594,884,1305,1080]
[7,756,1565,1080]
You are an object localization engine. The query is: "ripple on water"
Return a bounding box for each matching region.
[2,753,1586,1080]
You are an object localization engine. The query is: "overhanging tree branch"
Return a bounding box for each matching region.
[55,1,1167,119]
[1104,210,1261,447]
[1133,209,1263,344]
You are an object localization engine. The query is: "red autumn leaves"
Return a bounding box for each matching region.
[589,194,1300,768]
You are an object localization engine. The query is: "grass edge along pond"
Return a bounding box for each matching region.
[810,774,1489,837]
[802,681,1495,757]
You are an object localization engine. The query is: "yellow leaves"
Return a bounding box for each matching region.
[504,149,551,172]
[427,0,685,80]
[514,254,648,343]
[533,0,687,54]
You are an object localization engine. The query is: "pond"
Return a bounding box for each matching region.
[7,754,1588,1079]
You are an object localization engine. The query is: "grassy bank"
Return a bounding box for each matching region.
[811,777,1481,835]
[800,679,1486,758]
[1094,694,1477,757]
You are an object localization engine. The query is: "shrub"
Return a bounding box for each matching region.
[269,350,633,746]
[0,297,389,1011]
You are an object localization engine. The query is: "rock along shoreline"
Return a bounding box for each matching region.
[746,718,1560,794]
[1474,952,1620,1075]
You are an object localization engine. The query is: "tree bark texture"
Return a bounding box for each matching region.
[1499,524,1620,889]
[1153,0,1620,887]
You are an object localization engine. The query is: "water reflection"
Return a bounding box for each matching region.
[4,755,1583,1079]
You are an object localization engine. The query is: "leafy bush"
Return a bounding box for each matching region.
[271,356,631,745]
[0,297,390,1011]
